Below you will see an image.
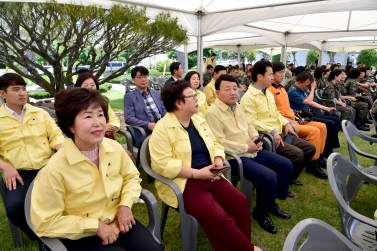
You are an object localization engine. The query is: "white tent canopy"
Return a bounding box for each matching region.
[4,0,377,71]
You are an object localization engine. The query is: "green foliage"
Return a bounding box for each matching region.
[0,1,188,95]
[357,49,377,67]
[306,50,319,65]
[245,50,256,63]
[272,54,281,62]
[167,50,177,60]
[188,53,197,69]
[28,91,52,99]
[99,83,112,93]
[156,59,172,72]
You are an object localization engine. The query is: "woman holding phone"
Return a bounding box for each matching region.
[149,80,262,251]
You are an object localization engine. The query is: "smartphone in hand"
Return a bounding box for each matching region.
[254,134,264,144]
[210,166,230,173]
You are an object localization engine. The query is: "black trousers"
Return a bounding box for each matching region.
[61,219,164,251]
[5,169,39,241]
[311,113,341,157]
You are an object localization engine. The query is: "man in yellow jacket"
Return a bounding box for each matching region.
[0,73,64,241]
[203,65,227,106]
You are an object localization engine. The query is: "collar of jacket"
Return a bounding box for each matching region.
[63,137,116,166]
[165,112,206,129]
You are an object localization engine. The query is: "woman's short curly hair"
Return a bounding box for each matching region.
[54,88,109,139]
[160,80,190,112]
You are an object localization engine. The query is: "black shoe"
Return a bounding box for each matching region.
[40,243,51,251]
[364,118,373,124]
[317,155,327,169]
[372,134,377,138]
[357,124,370,131]
[306,161,328,179]
[270,204,291,219]
[253,208,277,234]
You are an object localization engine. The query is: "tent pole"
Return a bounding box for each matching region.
[196,11,203,87]
[270,48,273,61]
[237,44,240,66]
[281,32,288,64]
[184,44,188,73]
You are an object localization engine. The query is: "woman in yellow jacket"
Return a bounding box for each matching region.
[184,71,208,117]
[31,88,163,251]
[75,72,120,139]
[149,80,260,251]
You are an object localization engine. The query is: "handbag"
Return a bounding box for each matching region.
[294,108,313,123]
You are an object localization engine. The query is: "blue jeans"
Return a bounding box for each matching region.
[228,150,293,212]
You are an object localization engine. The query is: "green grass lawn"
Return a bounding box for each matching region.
[1,101,377,250]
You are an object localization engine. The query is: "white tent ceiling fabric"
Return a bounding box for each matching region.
[4,0,377,53]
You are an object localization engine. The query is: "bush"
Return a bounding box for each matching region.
[28,91,52,99]
[99,83,112,93]
[156,59,172,72]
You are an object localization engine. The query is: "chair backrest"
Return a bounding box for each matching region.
[283,218,361,251]
[120,78,133,93]
[369,109,377,124]
[341,120,377,167]
[327,153,377,248]
[38,106,57,119]
[315,89,323,100]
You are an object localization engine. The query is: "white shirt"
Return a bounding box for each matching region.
[5,104,26,122]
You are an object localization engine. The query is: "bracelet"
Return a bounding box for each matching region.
[191,169,194,179]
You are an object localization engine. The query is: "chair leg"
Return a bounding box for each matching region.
[180,212,195,251]
[160,202,169,240]
[9,220,23,248]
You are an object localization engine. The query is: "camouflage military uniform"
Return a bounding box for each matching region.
[322,82,354,122]
[339,80,369,119]
[202,72,212,87]
[283,76,296,92]
[236,74,253,88]
[371,99,377,133]
[316,77,329,90]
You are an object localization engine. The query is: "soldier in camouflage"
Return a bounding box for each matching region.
[283,66,308,92]
[338,70,370,130]
[202,65,214,87]
[371,99,377,137]
[322,70,355,124]
[345,68,373,109]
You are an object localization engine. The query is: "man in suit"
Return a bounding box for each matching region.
[124,66,167,147]
[165,62,183,85]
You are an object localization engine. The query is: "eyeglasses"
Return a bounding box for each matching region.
[135,75,148,80]
[182,93,197,99]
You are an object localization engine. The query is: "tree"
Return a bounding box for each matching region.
[167,50,178,61]
[0,2,187,94]
[272,54,281,62]
[290,51,298,66]
[306,50,319,65]
[326,51,336,63]
[357,49,377,67]
[245,50,256,63]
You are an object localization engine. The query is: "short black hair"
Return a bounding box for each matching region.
[160,80,190,112]
[215,74,238,90]
[211,53,216,57]
[359,67,367,73]
[348,69,361,79]
[75,72,100,90]
[169,62,182,75]
[184,71,200,89]
[227,66,238,73]
[295,66,307,75]
[330,64,338,71]
[251,60,273,82]
[214,65,227,73]
[0,73,26,92]
[206,65,214,70]
[131,66,149,79]
[296,71,314,83]
[272,62,285,73]
[288,63,294,67]
[328,69,342,81]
